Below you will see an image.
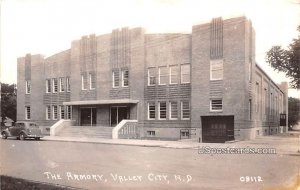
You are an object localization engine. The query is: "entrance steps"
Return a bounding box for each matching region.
[56,126,113,139]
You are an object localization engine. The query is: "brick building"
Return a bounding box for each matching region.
[17,16,288,142]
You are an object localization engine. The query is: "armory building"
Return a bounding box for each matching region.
[17,16,288,143]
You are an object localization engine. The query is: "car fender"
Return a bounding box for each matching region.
[19,130,29,137]
[1,129,12,136]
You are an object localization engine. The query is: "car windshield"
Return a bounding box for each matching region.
[29,123,39,128]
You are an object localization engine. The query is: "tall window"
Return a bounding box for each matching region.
[25,106,31,120]
[159,67,168,85]
[210,60,223,80]
[148,102,156,120]
[52,78,58,93]
[60,105,65,119]
[81,75,87,90]
[159,102,167,119]
[170,65,178,84]
[89,73,96,89]
[181,101,190,119]
[46,106,51,120]
[66,77,71,92]
[59,77,65,92]
[25,80,31,94]
[122,70,129,87]
[112,71,119,88]
[255,83,259,113]
[210,99,222,111]
[46,79,51,93]
[249,99,252,120]
[181,64,190,83]
[66,106,72,119]
[52,105,58,120]
[169,101,178,120]
[148,68,156,86]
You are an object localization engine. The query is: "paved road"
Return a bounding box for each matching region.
[1,137,299,190]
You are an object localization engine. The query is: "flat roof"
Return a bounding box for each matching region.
[63,99,139,106]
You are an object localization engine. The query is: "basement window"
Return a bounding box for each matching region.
[147,131,155,136]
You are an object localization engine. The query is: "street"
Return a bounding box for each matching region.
[1,136,300,190]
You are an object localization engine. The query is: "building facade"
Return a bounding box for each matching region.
[17,16,288,142]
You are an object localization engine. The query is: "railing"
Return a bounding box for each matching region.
[112,120,138,139]
[50,120,76,136]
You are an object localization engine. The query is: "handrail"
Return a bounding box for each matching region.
[50,119,76,136]
[112,120,138,139]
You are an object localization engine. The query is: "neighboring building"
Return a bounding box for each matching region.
[17,16,288,142]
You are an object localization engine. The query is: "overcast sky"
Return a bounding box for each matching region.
[0,0,299,98]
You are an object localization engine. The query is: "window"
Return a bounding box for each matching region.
[52,78,58,93]
[148,102,156,120]
[60,105,65,119]
[66,106,72,119]
[89,73,96,89]
[46,79,51,93]
[159,67,168,85]
[25,106,31,120]
[159,102,167,119]
[112,71,119,88]
[59,78,65,92]
[170,65,178,84]
[255,82,259,113]
[181,64,190,83]
[210,99,222,111]
[81,75,87,90]
[148,68,156,86]
[25,80,31,94]
[181,101,190,119]
[122,70,129,87]
[46,106,51,120]
[210,60,223,80]
[147,131,155,136]
[52,105,58,120]
[169,101,178,119]
[66,77,71,92]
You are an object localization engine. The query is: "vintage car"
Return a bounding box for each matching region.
[1,121,43,140]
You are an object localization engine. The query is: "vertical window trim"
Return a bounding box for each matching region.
[181,101,190,120]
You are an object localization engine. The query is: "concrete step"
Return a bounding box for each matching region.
[56,126,113,139]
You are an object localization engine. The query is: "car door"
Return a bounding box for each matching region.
[9,124,20,136]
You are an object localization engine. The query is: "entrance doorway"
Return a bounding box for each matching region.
[201,116,234,143]
[110,106,130,127]
[80,108,96,126]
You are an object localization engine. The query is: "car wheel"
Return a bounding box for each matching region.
[1,132,7,139]
[19,133,25,141]
[35,137,40,141]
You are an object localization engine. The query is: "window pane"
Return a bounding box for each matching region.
[181,101,190,119]
[90,73,96,89]
[66,77,71,92]
[122,70,129,87]
[53,106,58,120]
[67,106,72,119]
[46,106,51,120]
[159,102,167,119]
[170,66,178,84]
[170,101,178,119]
[148,102,155,119]
[159,67,168,85]
[60,78,65,92]
[53,78,58,92]
[60,106,65,119]
[148,68,156,85]
[181,64,190,83]
[210,60,223,80]
[26,81,31,94]
[211,99,222,111]
[113,71,119,87]
[46,79,51,93]
[25,106,31,120]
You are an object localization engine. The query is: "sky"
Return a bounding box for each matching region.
[0,0,299,98]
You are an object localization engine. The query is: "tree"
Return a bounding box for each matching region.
[1,83,17,125]
[288,97,300,130]
[265,25,300,89]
